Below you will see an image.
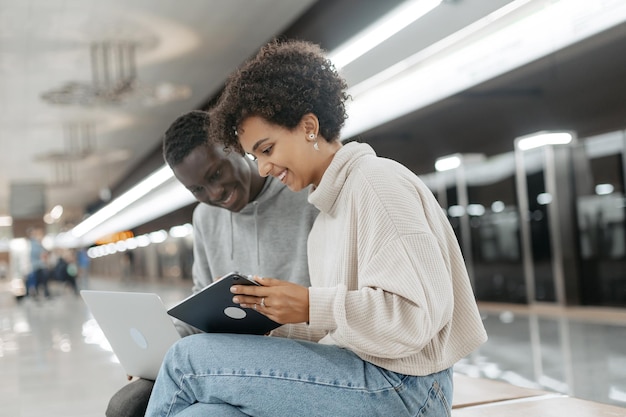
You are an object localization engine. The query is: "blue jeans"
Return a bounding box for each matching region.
[145,334,452,417]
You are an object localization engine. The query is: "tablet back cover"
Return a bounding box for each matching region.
[167,273,280,335]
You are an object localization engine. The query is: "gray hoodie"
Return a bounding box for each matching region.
[176,176,318,335]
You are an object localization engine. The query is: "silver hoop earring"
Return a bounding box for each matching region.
[313,141,320,151]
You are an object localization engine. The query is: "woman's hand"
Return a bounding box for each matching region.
[230,277,309,324]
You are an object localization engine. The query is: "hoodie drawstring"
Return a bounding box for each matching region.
[229,212,234,260]
[253,201,259,265]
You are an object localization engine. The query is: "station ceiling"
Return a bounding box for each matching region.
[1,0,625,234]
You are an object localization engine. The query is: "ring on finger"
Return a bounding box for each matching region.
[260,297,265,308]
[253,303,257,311]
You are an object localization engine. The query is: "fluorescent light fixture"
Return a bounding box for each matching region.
[327,0,442,69]
[467,204,486,216]
[595,183,614,195]
[448,205,465,217]
[50,205,64,220]
[67,0,626,246]
[71,164,175,238]
[125,237,139,250]
[10,237,28,251]
[435,155,462,171]
[435,153,486,171]
[169,223,193,238]
[136,235,151,247]
[342,0,626,139]
[516,131,573,151]
[536,192,553,205]
[491,201,505,213]
[149,230,168,244]
[79,179,195,245]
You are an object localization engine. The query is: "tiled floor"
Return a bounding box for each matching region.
[0,276,625,416]
[0,276,190,417]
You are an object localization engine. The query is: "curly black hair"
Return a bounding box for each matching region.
[162,110,211,167]
[211,39,350,154]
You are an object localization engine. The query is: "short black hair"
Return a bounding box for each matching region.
[211,39,350,154]
[163,110,211,167]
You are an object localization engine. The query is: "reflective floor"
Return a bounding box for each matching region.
[458,303,626,408]
[1,276,625,416]
[0,276,190,417]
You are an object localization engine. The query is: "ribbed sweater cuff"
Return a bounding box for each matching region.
[308,287,338,331]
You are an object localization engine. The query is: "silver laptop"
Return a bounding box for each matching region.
[81,290,181,380]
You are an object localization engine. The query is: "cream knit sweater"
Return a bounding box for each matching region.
[273,142,487,376]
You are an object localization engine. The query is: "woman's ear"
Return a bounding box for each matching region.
[300,113,319,137]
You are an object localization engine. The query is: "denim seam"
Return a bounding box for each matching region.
[164,374,190,417]
[182,373,400,394]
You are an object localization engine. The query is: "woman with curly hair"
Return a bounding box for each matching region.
[145,39,487,417]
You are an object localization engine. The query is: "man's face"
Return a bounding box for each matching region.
[172,143,254,212]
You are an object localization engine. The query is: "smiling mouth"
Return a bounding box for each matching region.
[219,189,236,206]
[277,170,287,183]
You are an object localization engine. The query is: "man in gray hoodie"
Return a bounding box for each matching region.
[106,110,318,417]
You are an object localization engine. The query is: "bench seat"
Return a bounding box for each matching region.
[452,395,626,416]
[453,373,551,409]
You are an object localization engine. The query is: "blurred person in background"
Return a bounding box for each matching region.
[53,249,80,296]
[77,247,91,290]
[27,226,50,299]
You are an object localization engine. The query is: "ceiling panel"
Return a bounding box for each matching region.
[0,0,316,223]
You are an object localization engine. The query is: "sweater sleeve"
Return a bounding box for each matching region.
[307,158,457,359]
[308,233,454,358]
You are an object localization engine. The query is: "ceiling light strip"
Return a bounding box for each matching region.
[347,0,533,98]
[78,179,195,245]
[342,0,626,139]
[327,0,442,69]
[71,164,175,238]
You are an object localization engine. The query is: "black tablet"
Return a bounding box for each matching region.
[167,272,280,335]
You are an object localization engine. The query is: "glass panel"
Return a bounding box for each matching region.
[523,152,556,302]
[445,185,462,243]
[577,152,626,306]
[527,170,555,301]
[468,176,525,303]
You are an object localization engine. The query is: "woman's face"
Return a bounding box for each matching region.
[237,115,323,191]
